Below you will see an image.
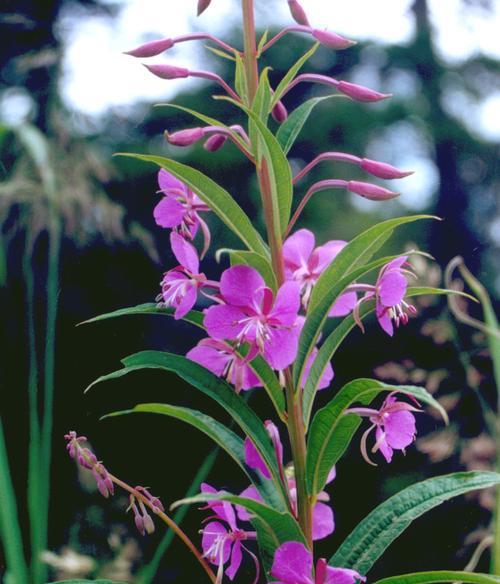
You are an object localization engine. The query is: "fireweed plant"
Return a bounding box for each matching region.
[65,2,500,584]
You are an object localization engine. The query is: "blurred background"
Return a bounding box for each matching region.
[1,0,499,582]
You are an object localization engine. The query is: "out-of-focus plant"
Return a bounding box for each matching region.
[61,1,499,584]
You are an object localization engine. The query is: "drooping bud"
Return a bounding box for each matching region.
[124,38,175,58]
[165,127,204,147]
[287,0,310,26]
[337,80,392,102]
[312,29,356,50]
[347,180,399,200]
[360,158,413,179]
[143,64,190,80]
[271,100,288,123]
[203,133,228,152]
[197,0,212,16]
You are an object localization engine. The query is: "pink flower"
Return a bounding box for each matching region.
[186,338,262,392]
[204,266,301,370]
[347,393,420,465]
[200,483,259,582]
[270,541,366,584]
[154,169,211,254]
[158,233,215,319]
[283,229,357,316]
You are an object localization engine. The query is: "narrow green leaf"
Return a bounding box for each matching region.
[205,46,236,61]
[270,43,320,108]
[303,287,471,427]
[109,404,281,508]
[257,30,269,58]
[253,67,272,123]
[171,491,305,572]
[234,52,248,104]
[373,571,500,584]
[79,304,204,327]
[329,471,500,574]
[276,95,345,154]
[306,379,447,496]
[116,153,269,257]
[89,351,289,508]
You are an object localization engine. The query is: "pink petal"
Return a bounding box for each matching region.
[375,427,393,463]
[312,501,335,541]
[384,410,416,449]
[204,304,247,341]
[174,284,197,319]
[158,169,188,193]
[200,483,237,529]
[201,521,231,565]
[170,232,199,274]
[264,326,299,370]
[376,301,394,336]
[329,292,357,317]
[186,343,229,378]
[378,271,407,307]
[226,540,243,581]
[244,437,270,479]
[324,566,366,584]
[235,361,262,391]
[384,255,408,272]
[220,265,265,308]
[271,281,301,325]
[326,465,337,484]
[270,542,314,584]
[153,196,186,228]
[312,240,346,273]
[236,485,263,522]
[283,229,316,273]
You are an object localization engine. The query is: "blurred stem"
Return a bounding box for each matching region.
[241,0,259,103]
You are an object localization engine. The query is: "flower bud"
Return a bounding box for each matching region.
[271,100,288,123]
[337,80,391,102]
[287,0,310,26]
[197,0,212,15]
[203,133,227,152]
[134,513,145,535]
[124,38,174,58]
[347,180,399,200]
[143,64,190,80]
[312,29,356,50]
[360,158,413,179]
[165,127,204,146]
[143,512,156,534]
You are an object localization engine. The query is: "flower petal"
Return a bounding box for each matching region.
[312,501,335,540]
[324,566,366,584]
[329,292,357,317]
[375,426,393,463]
[270,541,314,584]
[264,326,299,370]
[236,485,263,522]
[170,232,199,274]
[312,240,346,273]
[378,271,407,307]
[201,521,231,566]
[384,410,416,449]
[283,229,316,273]
[270,281,301,325]
[186,342,229,378]
[244,437,270,479]
[226,540,243,581]
[153,196,186,228]
[158,169,187,193]
[220,265,265,307]
[174,284,197,319]
[376,301,394,336]
[204,304,247,341]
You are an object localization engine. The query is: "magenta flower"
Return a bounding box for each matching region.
[270,541,366,584]
[283,229,357,316]
[348,393,420,465]
[204,265,301,370]
[200,483,259,582]
[158,232,216,319]
[186,338,262,392]
[154,169,211,254]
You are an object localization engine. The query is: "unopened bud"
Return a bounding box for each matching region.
[134,513,145,535]
[312,29,356,50]
[360,158,413,179]
[203,133,227,152]
[287,0,310,26]
[143,512,156,534]
[197,0,212,16]
[143,64,190,80]
[124,38,174,58]
[347,180,399,200]
[165,127,204,146]
[337,80,392,102]
[271,100,288,123]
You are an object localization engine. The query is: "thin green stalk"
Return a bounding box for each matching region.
[23,242,44,584]
[136,448,219,584]
[0,418,30,583]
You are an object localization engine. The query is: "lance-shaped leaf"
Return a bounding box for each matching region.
[329,471,500,574]
[79,304,204,327]
[303,287,474,427]
[306,379,447,496]
[106,404,283,509]
[252,67,272,123]
[373,571,500,584]
[117,153,269,257]
[87,351,289,507]
[171,490,306,573]
[277,95,345,154]
[293,216,436,389]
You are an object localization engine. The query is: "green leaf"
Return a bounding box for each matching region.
[89,351,289,508]
[108,403,281,508]
[79,303,204,327]
[257,30,269,58]
[303,286,469,427]
[234,52,248,104]
[171,491,305,573]
[276,95,345,154]
[373,572,500,584]
[116,153,269,257]
[306,379,447,496]
[270,43,319,108]
[253,67,272,123]
[205,46,236,61]
[329,471,500,574]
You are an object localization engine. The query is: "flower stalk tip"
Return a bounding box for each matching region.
[143,63,190,80]
[197,0,212,16]
[312,29,357,50]
[287,0,310,26]
[124,37,175,58]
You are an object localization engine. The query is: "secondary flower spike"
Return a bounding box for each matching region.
[270,541,366,584]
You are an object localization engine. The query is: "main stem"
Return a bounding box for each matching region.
[241,0,312,546]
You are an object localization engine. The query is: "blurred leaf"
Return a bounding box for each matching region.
[372,571,500,584]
